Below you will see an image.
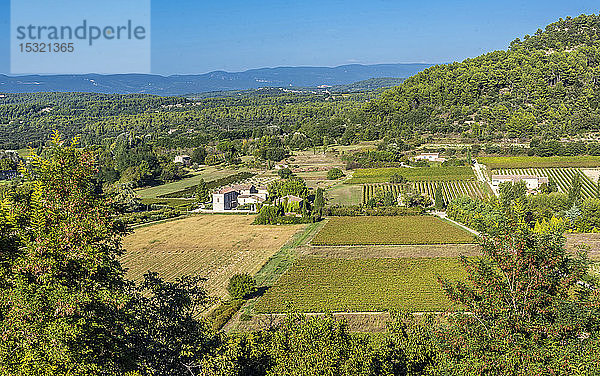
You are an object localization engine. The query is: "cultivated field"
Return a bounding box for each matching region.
[121,215,305,297]
[327,184,363,206]
[346,166,475,184]
[136,166,246,199]
[300,244,481,258]
[311,216,474,245]
[479,156,600,169]
[362,181,491,206]
[494,168,598,198]
[254,258,465,313]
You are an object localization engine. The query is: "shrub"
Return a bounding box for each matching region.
[327,168,345,180]
[227,273,256,299]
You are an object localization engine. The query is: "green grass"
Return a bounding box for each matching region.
[136,166,246,199]
[254,221,325,287]
[327,184,363,206]
[479,156,600,169]
[254,258,465,313]
[311,216,474,246]
[346,167,475,184]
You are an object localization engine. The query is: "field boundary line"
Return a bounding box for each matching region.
[432,211,480,236]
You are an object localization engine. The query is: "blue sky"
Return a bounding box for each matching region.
[1,0,599,75]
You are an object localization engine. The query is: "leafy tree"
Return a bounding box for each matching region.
[327,168,344,180]
[389,173,406,184]
[125,273,216,376]
[277,168,293,179]
[227,274,256,299]
[439,204,598,373]
[268,177,308,199]
[191,147,207,164]
[195,178,211,203]
[0,137,130,374]
[382,191,397,206]
[499,181,526,207]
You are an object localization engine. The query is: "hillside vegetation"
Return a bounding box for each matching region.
[368,14,600,139]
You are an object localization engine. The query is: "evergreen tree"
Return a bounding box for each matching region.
[568,173,582,207]
[195,178,211,203]
[434,184,444,210]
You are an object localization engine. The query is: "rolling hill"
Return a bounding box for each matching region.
[0,64,431,96]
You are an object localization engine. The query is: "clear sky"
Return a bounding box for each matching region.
[1,0,599,75]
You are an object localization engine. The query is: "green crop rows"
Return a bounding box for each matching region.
[494,168,598,198]
[311,216,474,246]
[480,156,600,169]
[254,258,466,313]
[362,181,491,206]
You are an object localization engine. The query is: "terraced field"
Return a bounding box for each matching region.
[254,258,465,313]
[362,181,491,206]
[494,168,598,198]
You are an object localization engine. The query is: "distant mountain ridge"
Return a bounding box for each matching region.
[0,64,432,96]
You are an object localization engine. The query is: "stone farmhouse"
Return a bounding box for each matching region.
[491,174,549,190]
[213,184,268,212]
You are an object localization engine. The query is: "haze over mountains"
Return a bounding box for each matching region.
[0,63,432,96]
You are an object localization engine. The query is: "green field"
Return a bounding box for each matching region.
[346,167,475,184]
[136,166,246,199]
[479,156,600,169]
[311,216,474,245]
[254,258,465,312]
[327,184,363,206]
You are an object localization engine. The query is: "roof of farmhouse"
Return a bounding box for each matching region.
[492,175,547,179]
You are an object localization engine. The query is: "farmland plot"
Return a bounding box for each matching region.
[479,156,600,169]
[347,166,475,184]
[254,258,465,313]
[494,168,598,198]
[311,216,474,246]
[121,215,304,297]
[362,181,491,206]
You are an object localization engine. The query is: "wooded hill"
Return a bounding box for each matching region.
[368,14,600,139]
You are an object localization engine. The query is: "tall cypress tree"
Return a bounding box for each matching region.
[435,184,444,210]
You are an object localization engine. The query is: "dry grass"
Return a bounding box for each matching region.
[566,233,600,260]
[121,215,305,297]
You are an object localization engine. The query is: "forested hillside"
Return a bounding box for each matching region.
[368,14,600,139]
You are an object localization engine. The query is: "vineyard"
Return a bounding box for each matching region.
[347,166,475,184]
[311,216,474,245]
[362,181,492,205]
[254,258,466,313]
[479,156,600,169]
[494,168,598,198]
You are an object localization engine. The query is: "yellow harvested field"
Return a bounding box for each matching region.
[121,215,305,297]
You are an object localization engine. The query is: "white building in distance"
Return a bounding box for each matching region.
[414,153,446,163]
[491,175,549,190]
[174,155,191,166]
